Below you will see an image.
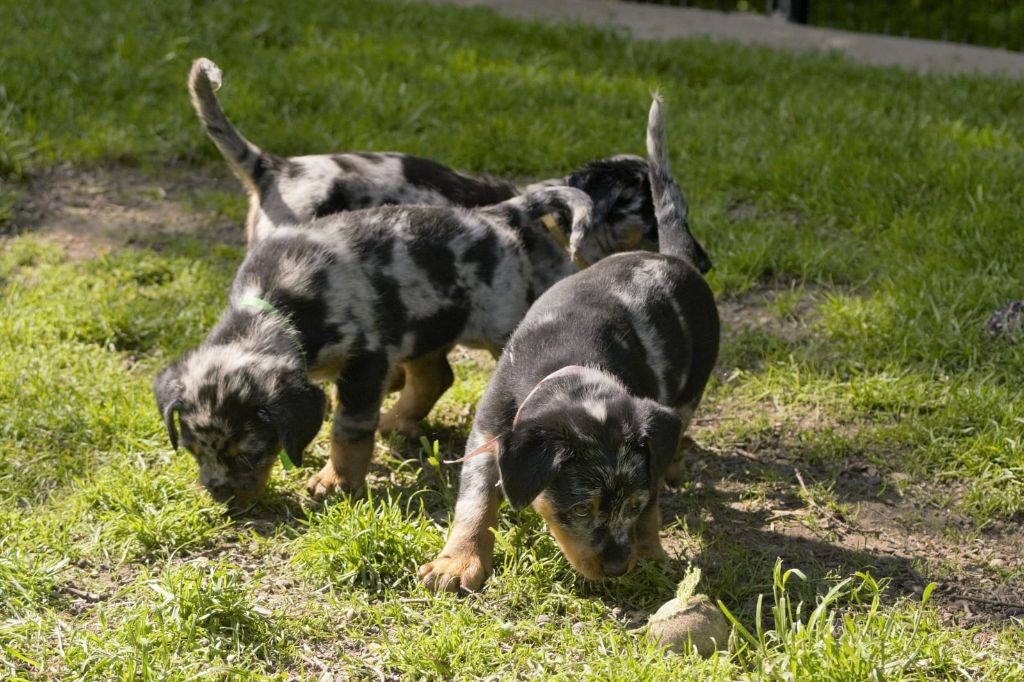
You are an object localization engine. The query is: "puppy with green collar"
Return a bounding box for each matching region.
[154,184,607,509]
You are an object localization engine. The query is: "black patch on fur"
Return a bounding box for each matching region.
[406,216,458,291]
[313,181,353,218]
[333,352,391,441]
[463,230,500,286]
[409,306,471,358]
[354,152,386,164]
[253,152,295,192]
[237,237,343,360]
[332,155,360,173]
[401,155,516,207]
[352,235,408,346]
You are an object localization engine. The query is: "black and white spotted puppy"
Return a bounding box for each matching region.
[420,96,719,592]
[188,58,711,275]
[153,183,612,508]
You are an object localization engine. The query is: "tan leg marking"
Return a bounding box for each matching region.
[306,434,375,498]
[419,487,498,593]
[378,348,454,439]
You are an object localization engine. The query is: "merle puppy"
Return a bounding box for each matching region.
[420,96,719,592]
[153,184,606,508]
[188,58,711,274]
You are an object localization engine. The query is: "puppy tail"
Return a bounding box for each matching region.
[189,58,267,195]
[646,94,704,268]
[521,186,594,268]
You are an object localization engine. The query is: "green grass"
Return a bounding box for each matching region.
[2,0,1024,678]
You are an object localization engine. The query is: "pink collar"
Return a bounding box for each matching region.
[512,365,588,427]
[447,365,589,464]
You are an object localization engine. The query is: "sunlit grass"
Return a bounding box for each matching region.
[1,0,1022,677]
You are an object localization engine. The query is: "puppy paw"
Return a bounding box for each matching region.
[377,411,423,440]
[419,553,489,593]
[306,465,364,499]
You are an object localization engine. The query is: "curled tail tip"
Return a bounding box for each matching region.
[646,95,667,161]
[189,57,223,91]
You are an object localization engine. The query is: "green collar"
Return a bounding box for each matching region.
[238,295,303,347]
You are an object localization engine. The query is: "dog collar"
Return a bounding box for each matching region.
[512,365,589,427]
[446,365,589,465]
[238,295,302,345]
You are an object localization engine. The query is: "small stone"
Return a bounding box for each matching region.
[572,621,586,636]
[535,615,552,625]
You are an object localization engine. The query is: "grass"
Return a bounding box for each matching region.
[1,0,1023,678]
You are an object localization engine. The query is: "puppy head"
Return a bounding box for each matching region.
[154,346,325,508]
[493,368,681,579]
[566,154,711,274]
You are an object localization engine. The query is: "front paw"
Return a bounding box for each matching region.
[377,411,423,439]
[419,552,490,593]
[306,464,364,499]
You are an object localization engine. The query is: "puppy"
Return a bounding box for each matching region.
[188,58,711,275]
[420,95,719,592]
[153,183,634,509]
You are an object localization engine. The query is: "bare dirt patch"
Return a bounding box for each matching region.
[717,283,825,346]
[9,165,243,257]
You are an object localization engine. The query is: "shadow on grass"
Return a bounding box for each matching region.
[663,442,1024,624]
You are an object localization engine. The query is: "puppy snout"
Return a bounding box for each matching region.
[600,544,632,578]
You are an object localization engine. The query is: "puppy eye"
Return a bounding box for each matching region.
[638,437,650,451]
[571,504,591,519]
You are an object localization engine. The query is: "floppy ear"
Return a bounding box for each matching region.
[496,426,566,510]
[153,365,184,450]
[271,383,326,468]
[640,400,682,482]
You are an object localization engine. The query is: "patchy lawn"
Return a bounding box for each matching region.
[1,0,1022,679]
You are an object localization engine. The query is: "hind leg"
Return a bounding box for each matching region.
[378,346,455,438]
